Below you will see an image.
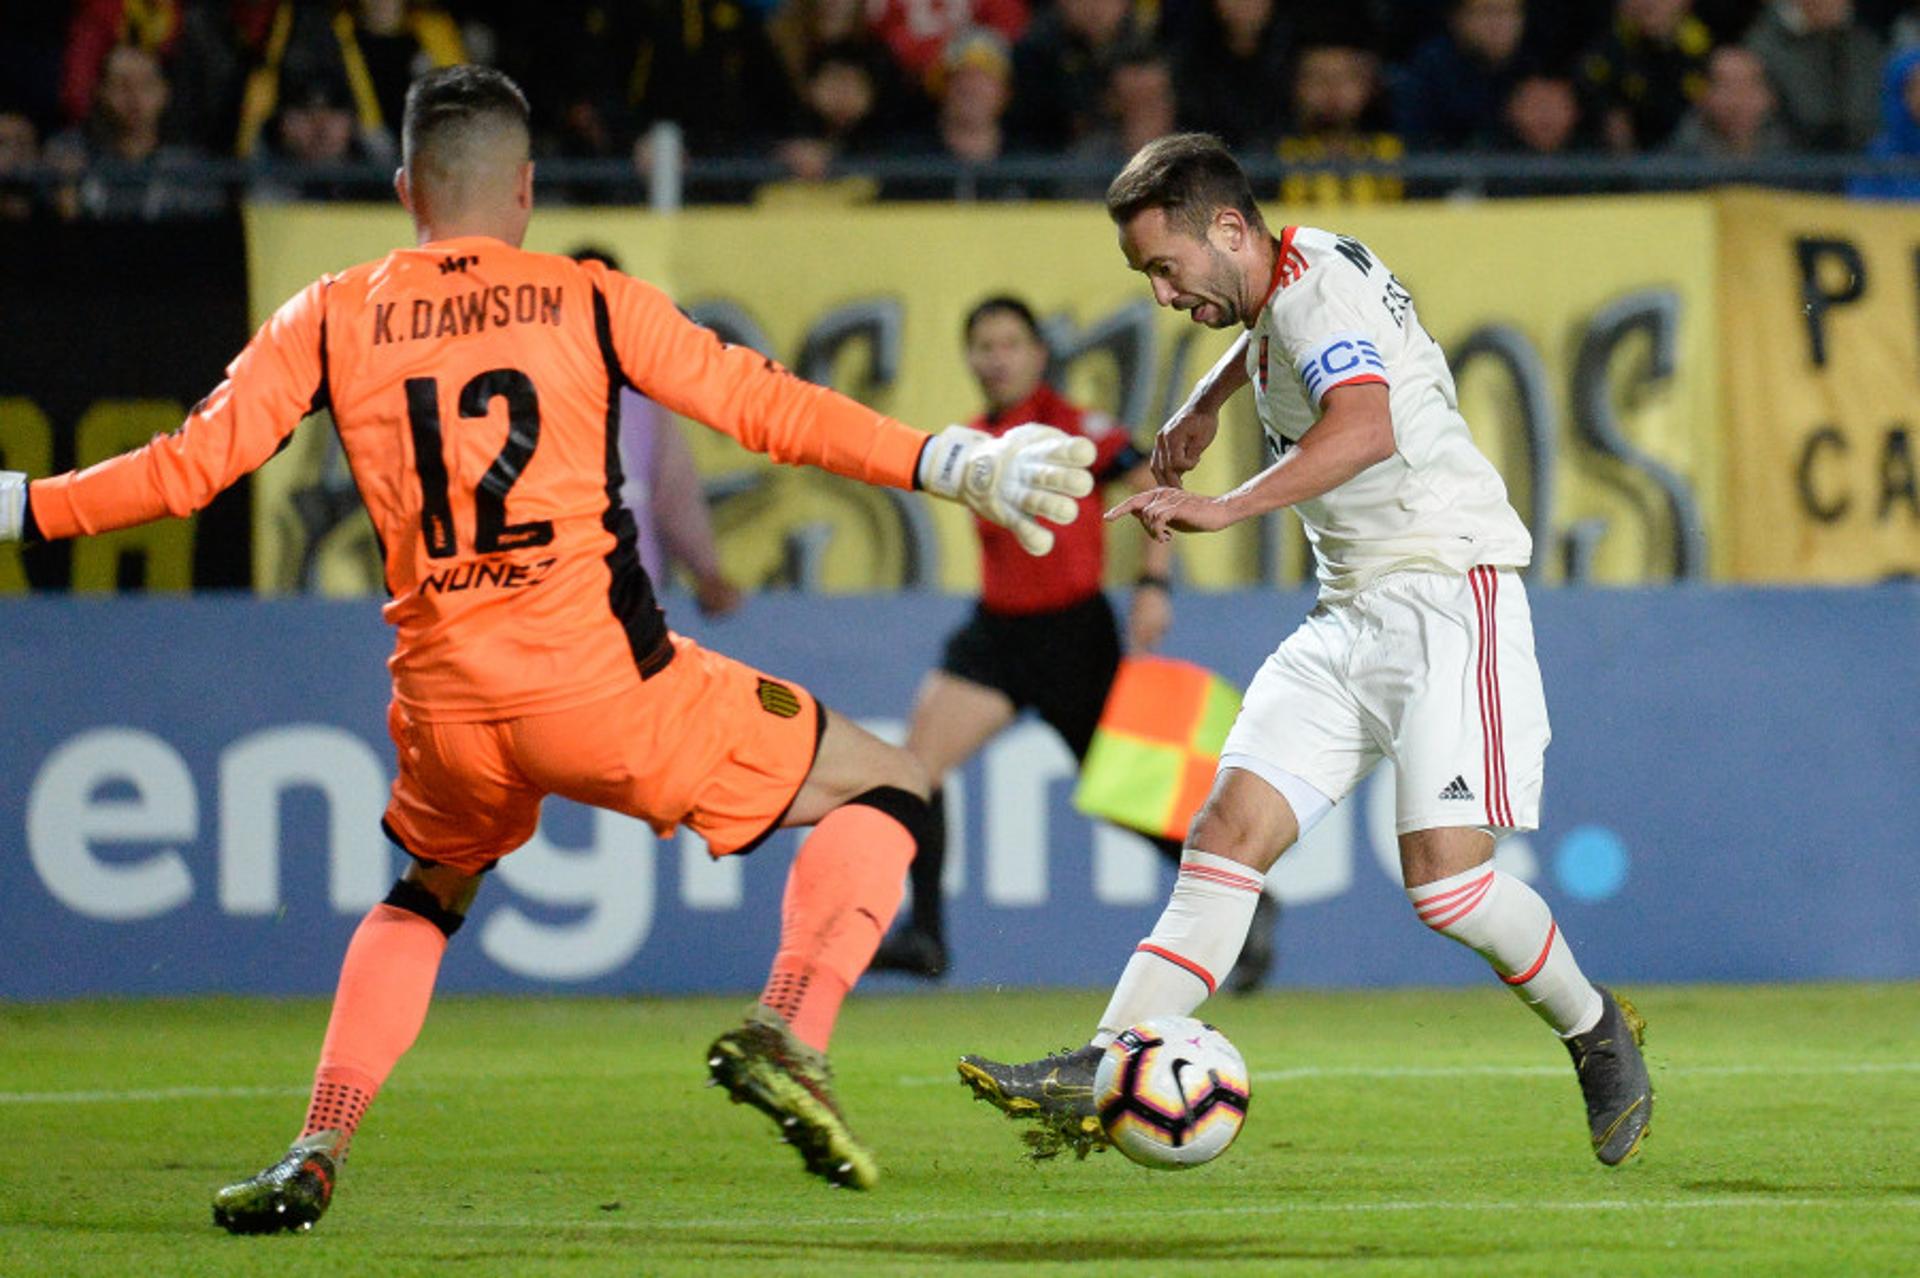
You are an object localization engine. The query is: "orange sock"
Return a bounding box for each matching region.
[301,902,449,1156]
[760,802,914,1053]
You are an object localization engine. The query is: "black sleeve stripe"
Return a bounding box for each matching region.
[308,284,332,416]
[591,286,634,391]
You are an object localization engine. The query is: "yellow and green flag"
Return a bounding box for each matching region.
[1073,656,1242,843]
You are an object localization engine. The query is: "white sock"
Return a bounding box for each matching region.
[1092,850,1266,1047]
[1408,863,1603,1037]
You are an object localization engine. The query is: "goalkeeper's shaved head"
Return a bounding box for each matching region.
[400,66,532,228]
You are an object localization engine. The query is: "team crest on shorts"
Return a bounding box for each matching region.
[757,678,802,718]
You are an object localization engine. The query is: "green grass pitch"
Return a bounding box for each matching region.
[2,984,1915,1276]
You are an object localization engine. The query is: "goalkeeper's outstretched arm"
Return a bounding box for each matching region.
[591,264,1095,556]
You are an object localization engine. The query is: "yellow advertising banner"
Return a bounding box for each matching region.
[244,196,1723,593]
[1719,191,1920,581]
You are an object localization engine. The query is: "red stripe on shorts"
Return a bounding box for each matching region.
[1470,567,1513,828]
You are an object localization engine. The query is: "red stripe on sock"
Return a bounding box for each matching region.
[1136,943,1218,995]
[1501,921,1558,985]
[1414,870,1495,914]
[1179,864,1263,893]
[1420,878,1495,930]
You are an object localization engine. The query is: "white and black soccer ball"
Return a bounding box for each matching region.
[1094,1016,1251,1169]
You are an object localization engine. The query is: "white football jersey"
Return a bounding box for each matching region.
[1247,225,1532,599]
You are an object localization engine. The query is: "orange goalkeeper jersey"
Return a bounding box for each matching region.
[29,237,929,719]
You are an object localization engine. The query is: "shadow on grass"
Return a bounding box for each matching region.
[1682,1178,1920,1198]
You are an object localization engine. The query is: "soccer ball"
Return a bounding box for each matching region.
[1094,1016,1251,1169]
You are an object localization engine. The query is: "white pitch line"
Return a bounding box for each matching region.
[437,1194,1920,1235]
[0,1084,311,1105]
[899,1060,1920,1087]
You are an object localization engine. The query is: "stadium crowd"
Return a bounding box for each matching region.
[2,0,1918,215]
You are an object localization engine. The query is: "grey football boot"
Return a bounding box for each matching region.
[1565,984,1653,1165]
[956,1044,1110,1160]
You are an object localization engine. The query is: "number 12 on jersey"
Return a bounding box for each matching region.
[405,368,556,558]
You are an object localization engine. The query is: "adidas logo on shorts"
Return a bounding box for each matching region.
[1439,775,1475,802]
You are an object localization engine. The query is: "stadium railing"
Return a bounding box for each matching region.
[9,144,1920,213]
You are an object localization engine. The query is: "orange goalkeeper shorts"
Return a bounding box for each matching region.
[381,633,823,874]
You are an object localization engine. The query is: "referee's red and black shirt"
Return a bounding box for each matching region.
[970,384,1143,616]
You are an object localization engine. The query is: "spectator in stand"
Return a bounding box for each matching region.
[486,3,648,160]
[1502,73,1590,153]
[1172,0,1295,149]
[1746,0,1887,149]
[633,0,801,158]
[59,0,184,129]
[1075,43,1179,162]
[1009,0,1142,149]
[1579,0,1717,151]
[769,0,868,89]
[0,112,42,222]
[1667,45,1793,153]
[1395,0,1536,151]
[867,0,1030,96]
[235,1,466,160]
[345,0,468,134]
[774,40,926,186]
[250,72,384,201]
[1848,45,1920,196]
[935,29,1015,169]
[1278,41,1405,204]
[46,43,224,219]
[168,1,285,155]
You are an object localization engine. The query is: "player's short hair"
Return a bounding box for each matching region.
[1105,133,1266,240]
[964,295,1043,344]
[401,65,530,175]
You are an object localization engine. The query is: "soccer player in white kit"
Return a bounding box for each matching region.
[957,134,1653,1167]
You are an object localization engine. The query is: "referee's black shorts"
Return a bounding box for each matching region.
[937,592,1120,762]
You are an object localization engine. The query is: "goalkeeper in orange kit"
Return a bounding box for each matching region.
[0,66,1096,1228]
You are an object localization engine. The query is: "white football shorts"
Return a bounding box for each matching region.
[1220,565,1549,836]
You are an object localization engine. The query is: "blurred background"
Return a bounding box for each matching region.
[0,0,1914,1000]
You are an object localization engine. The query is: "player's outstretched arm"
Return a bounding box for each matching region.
[1154,333,1252,487]
[595,267,929,488]
[917,423,1095,556]
[594,268,1095,554]
[5,282,328,543]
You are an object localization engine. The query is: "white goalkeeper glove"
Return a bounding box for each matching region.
[917,424,1096,556]
[0,472,25,542]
